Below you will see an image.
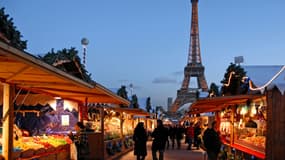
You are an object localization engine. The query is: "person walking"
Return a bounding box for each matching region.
[194,121,202,149]
[133,122,148,160]
[151,119,168,160]
[175,124,184,149]
[185,122,194,150]
[168,125,176,149]
[203,121,221,160]
[165,124,170,150]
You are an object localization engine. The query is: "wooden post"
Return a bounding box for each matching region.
[78,103,82,122]
[132,116,135,130]
[78,98,88,122]
[100,107,105,159]
[266,87,285,159]
[230,107,235,145]
[145,118,148,131]
[120,113,123,138]
[266,89,273,160]
[2,83,14,160]
[83,97,88,121]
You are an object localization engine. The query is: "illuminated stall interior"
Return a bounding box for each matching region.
[190,92,267,159]
[188,65,285,159]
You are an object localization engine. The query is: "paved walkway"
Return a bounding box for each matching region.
[116,141,207,160]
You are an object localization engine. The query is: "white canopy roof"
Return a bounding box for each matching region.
[243,65,285,94]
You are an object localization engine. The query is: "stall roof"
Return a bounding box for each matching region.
[189,94,265,114]
[0,41,129,105]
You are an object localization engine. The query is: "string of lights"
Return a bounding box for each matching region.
[223,71,235,87]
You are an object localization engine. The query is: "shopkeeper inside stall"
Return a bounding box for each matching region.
[69,122,90,160]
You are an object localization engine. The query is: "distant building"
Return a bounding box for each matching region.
[167,97,173,111]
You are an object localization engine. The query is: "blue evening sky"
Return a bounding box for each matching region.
[1,0,285,109]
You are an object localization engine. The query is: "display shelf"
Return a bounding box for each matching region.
[18,144,70,160]
[234,138,265,153]
[222,136,265,159]
[104,136,134,160]
[231,143,265,159]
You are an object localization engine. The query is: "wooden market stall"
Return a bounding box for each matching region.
[84,106,153,160]
[189,65,285,160]
[0,40,130,159]
[190,94,266,159]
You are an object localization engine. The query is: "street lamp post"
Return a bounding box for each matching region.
[129,83,133,96]
[81,38,89,66]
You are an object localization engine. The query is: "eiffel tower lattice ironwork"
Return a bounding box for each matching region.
[171,0,208,112]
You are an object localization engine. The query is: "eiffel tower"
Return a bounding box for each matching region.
[171,0,208,112]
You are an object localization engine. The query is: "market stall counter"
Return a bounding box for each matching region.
[0,134,71,160]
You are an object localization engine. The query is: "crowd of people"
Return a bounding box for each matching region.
[156,120,203,152]
[133,119,221,160]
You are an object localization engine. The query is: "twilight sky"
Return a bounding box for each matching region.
[1,0,285,109]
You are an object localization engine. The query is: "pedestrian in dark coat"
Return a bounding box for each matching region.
[194,122,202,149]
[168,125,176,149]
[175,124,184,149]
[133,122,148,160]
[203,121,221,160]
[151,119,168,160]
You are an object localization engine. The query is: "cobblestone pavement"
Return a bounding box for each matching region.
[116,141,207,160]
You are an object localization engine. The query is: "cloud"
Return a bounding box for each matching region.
[132,85,142,90]
[152,77,177,84]
[172,71,183,76]
[117,79,129,84]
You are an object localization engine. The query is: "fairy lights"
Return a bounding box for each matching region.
[224,71,235,87]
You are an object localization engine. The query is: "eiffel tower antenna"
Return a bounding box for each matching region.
[171,0,208,112]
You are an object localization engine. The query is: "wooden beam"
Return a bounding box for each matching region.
[12,80,75,87]
[5,65,31,81]
[2,83,14,160]
[27,87,107,96]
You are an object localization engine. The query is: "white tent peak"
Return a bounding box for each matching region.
[242,65,285,94]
